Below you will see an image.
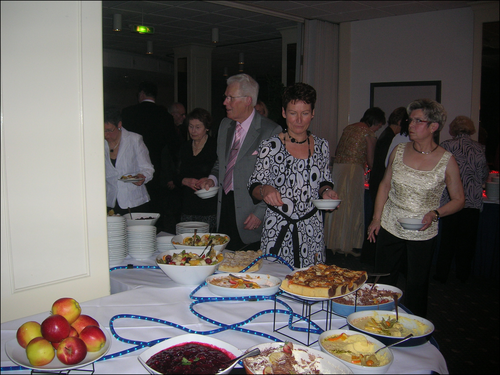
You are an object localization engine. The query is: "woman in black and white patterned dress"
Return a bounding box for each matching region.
[248,83,338,268]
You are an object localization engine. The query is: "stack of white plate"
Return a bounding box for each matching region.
[176,221,209,235]
[127,226,157,260]
[156,235,175,252]
[107,216,127,264]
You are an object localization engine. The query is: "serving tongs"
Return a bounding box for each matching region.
[367,272,390,291]
[217,347,261,373]
[229,274,260,287]
[200,233,213,258]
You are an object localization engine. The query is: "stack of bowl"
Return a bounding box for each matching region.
[106,216,127,264]
[175,221,209,235]
[156,235,175,252]
[127,226,156,260]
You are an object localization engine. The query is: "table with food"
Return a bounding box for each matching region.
[1,230,448,374]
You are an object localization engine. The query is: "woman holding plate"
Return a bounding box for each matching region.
[367,99,464,317]
[104,107,154,215]
[248,83,338,268]
[176,108,218,232]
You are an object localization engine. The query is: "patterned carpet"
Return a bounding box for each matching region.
[326,249,499,374]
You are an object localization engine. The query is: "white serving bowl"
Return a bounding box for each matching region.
[195,186,219,199]
[312,199,341,210]
[319,329,394,374]
[206,273,281,297]
[123,212,160,226]
[138,333,241,375]
[397,218,424,230]
[347,310,434,347]
[171,233,230,252]
[156,250,221,285]
[242,342,352,374]
[330,284,403,316]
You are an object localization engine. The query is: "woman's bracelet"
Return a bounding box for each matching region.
[432,210,440,222]
[260,185,265,200]
[321,187,331,197]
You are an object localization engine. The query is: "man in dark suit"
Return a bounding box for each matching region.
[199,74,281,250]
[121,81,180,232]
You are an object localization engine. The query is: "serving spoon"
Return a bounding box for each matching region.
[393,294,399,321]
[374,334,414,353]
[217,347,261,373]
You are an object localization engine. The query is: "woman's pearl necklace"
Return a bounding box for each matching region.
[110,139,120,152]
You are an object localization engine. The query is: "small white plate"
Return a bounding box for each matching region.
[118,177,143,183]
[194,186,219,199]
[5,325,111,372]
[312,199,341,210]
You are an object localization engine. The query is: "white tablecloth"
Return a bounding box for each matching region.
[2,259,448,374]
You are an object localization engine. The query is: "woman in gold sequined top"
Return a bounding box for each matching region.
[367,99,464,317]
[324,107,385,257]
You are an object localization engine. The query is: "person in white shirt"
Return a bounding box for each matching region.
[104,107,155,215]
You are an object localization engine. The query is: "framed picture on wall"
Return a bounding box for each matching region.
[370,80,442,142]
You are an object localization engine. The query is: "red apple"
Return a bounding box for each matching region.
[79,326,106,352]
[26,337,55,366]
[56,337,87,365]
[16,321,42,349]
[71,315,99,335]
[41,315,70,343]
[51,298,81,324]
[52,327,79,349]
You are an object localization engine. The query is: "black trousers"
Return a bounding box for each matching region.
[435,208,480,282]
[218,191,260,251]
[108,201,152,216]
[375,227,437,317]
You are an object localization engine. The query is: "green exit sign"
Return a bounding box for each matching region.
[133,25,155,34]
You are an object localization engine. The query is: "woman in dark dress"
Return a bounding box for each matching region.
[176,108,218,231]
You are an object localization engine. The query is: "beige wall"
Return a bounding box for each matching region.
[1,1,110,323]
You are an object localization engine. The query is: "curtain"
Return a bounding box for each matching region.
[302,20,340,155]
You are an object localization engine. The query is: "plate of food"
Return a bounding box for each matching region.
[280,264,367,301]
[330,284,403,316]
[206,273,281,297]
[118,174,143,183]
[318,330,394,374]
[347,311,434,346]
[242,341,352,374]
[5,325,112,372]
[218,250,263,273]
[171,233,230,252]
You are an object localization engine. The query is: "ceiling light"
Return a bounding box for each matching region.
[113,14,122,31]
[238,53,244,72]
[212,28,219,44]
[146,41,153,55]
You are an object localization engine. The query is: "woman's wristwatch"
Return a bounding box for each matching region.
[432,210,440,222]
[322,187,331,198]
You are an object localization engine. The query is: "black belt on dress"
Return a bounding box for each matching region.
[267,204,318,267]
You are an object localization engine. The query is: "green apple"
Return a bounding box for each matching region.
[26,337,55,366]
[16,321,42,349]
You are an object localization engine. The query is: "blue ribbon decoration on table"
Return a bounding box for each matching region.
[0,255,328,372]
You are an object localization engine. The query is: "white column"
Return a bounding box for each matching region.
[173,45,214,111]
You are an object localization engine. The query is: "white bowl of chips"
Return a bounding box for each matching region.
[171,233,230,252]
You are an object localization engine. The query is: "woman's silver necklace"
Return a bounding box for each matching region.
[413,142,438,155]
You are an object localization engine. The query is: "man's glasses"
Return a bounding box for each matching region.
[222,94,247,101]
